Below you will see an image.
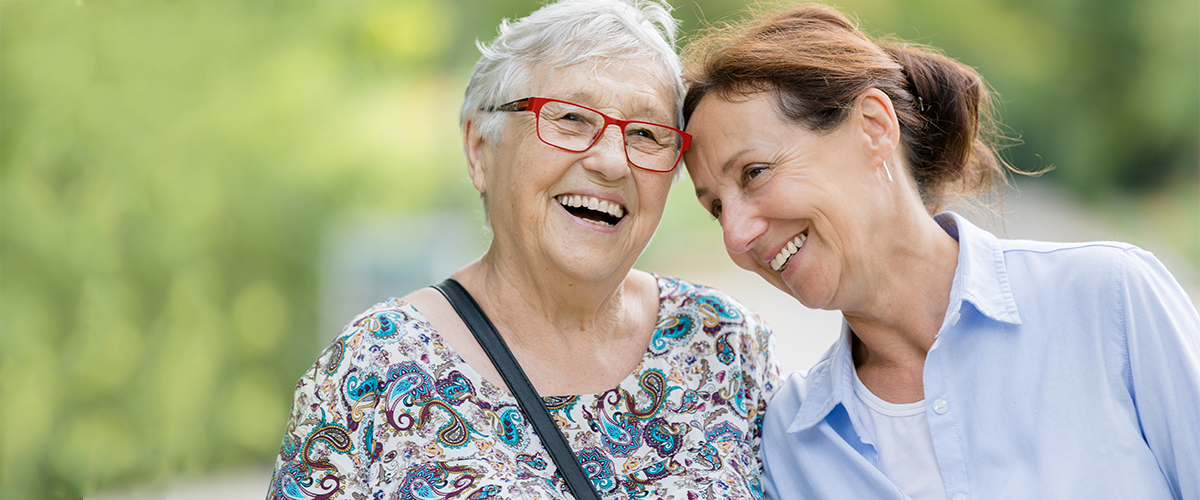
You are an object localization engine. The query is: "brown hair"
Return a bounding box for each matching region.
[683,3,1017,213]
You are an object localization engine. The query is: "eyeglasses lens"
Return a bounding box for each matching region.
[535,100,683,172]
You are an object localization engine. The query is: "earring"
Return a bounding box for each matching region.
[883,161,893,182]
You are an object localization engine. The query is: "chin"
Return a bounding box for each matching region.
[789,284,837,311]
[759,273,792,297]
[751,264,794,296]
[555,251,632,283]
[767,271,830,310]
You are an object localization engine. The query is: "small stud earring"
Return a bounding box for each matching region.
[883,161,893,182]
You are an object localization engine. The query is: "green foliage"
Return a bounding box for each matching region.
[837,0,1200,197]
[1,0,473,496]
[0,0,1195,497]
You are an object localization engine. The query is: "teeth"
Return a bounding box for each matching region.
[556,194,626,219]
[770,233,808,271]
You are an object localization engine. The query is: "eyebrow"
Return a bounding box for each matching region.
[563,92,671,124]
[564,91,594,103]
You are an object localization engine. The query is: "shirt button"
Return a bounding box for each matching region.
[933,399,949,414]
[951,494,966,500]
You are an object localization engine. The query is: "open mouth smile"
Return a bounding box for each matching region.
[770,231,808,271]
[556,194,626,227]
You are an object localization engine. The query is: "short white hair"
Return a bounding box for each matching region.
[460,0,685,145]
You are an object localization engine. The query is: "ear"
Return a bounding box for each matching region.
[856,88,900,165]
[463,117,489,194]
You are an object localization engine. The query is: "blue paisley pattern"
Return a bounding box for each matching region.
[269,275,782,499]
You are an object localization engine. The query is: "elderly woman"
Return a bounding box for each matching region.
[268,1,781,499]
[680,4,1200,500]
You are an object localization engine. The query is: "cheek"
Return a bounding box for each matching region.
[637,175,673,215]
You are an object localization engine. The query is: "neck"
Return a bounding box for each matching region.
[454,244,640,350]
[844,209,959,371]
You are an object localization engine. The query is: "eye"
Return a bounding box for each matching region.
[742,164,769,184]
[709,201,723,221]
[628,126,656,139]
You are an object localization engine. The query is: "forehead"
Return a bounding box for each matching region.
[530,60,676,122]
[685,93,782,163]
[688,91,782,133]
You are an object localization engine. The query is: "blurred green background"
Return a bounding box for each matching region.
[1,0,1196,498]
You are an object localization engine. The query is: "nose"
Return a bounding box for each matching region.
[720,199,767,255]
[581,124,631,181]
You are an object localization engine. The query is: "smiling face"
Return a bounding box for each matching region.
[466,60,677,284]
[684,92,895,311]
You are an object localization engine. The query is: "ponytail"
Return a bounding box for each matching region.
[883,43,1006,210]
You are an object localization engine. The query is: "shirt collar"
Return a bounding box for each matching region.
[786,212,1021,434]
[936,211,1022,326]
[788,324,856,433]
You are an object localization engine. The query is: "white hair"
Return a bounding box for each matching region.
[460,0,685,145]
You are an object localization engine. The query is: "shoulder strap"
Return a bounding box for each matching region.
[432,279,601,500]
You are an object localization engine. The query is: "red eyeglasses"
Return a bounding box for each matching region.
[484,97,691,173]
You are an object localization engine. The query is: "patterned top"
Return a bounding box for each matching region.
[269,275,782,500]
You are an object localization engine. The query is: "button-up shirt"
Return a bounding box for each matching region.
[762,212,1200,500]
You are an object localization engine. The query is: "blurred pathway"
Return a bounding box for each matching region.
[85,469,271,500]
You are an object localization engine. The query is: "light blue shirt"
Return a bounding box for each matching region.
[762,212,1200,500]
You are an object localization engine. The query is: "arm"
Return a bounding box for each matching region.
[741,310,785,456]
[268,334,373,500]
[721,296,785,499]
[1120,248,1200,500]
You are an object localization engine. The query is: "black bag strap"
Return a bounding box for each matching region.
[432,278,601,500]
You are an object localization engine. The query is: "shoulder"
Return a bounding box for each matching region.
[653,274,773,350]
[337,297,436,347]
[995,238,1188,292]
[310,297,442,383]
[999,237,1138,258]
[655,274,767,327]
[652,273,780,375]
[997,238,1147,285]
[993,238,1198,340]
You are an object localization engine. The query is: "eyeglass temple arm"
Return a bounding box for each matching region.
[481,98,531,112]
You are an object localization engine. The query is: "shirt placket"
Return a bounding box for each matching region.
[924,306,971,500]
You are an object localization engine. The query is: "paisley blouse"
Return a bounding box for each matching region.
[269,275,782,500]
